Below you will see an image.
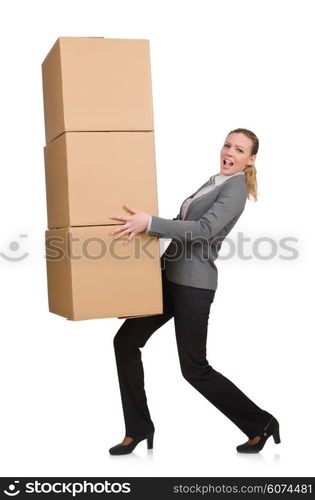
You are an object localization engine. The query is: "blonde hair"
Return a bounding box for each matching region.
[227,128,259,201]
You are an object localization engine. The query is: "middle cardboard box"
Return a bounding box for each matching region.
[44,130,158,228]
[44,129,163,320]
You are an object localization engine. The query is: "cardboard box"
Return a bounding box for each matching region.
[45,226,163,320]
[42,37,154,144]
[44,131,158,229]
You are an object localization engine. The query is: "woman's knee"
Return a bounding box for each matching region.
[113,316,164,351]
[113,321,146,351]
[113,328,133,350]
[180,360,215,383]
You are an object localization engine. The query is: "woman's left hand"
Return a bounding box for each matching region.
[109,204,150,245]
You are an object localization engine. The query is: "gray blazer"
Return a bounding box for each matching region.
[147,174,248,290]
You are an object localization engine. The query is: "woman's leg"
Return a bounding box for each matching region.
[113,270,174,437]
[170,281,272,439]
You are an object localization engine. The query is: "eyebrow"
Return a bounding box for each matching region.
[225,141,246,150]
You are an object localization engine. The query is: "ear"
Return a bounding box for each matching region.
[248,154,256,166]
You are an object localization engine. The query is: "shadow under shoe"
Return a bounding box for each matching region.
[236,416,281,453]
[109,431,154,455]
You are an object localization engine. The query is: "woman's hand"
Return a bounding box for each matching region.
[109,204,150,245]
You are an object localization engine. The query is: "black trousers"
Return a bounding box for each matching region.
[113,269,272,440]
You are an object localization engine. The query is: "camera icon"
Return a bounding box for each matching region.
[3,480,20,496]
[0,235,29,262]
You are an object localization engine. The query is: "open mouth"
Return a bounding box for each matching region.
[223,159,234,168]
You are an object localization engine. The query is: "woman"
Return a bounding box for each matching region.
[108,128,280,455]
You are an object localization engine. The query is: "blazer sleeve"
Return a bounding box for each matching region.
[146,180,247,241]
[145,213,180,234]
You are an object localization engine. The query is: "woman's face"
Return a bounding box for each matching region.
[219,133,256,175]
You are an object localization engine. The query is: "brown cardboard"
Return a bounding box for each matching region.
[42,37,154,144]
[44,131,159,229]
[45,226,163,320]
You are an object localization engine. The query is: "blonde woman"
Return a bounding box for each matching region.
[108,128,280,454]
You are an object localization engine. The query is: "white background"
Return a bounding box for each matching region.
[0,0,314,478]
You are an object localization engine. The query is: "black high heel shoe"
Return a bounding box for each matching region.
[109,431,154,455]
[236,416,281,453]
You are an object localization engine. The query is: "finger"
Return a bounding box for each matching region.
[122,231,136,245]
[127,232,136,241]
[109,215,128,221]
[123,203,138,214]
[113,228,132,239]
[110,224,129,236]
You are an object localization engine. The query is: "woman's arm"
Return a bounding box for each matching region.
[147,181,247,241]
[146,212,180,234]
[109,180,247,244]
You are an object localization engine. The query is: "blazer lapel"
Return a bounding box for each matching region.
[182,174,238,220]
[182,179,222,220]
[179,180,211,218]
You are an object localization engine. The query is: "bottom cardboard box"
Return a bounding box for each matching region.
[45,226,163,320]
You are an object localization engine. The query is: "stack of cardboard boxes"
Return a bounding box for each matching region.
[42,37,163,320]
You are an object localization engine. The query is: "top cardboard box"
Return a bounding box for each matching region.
[42,37,154,144]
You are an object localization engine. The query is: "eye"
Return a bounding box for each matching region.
[224,144,230,148]
[237,148,244,153]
